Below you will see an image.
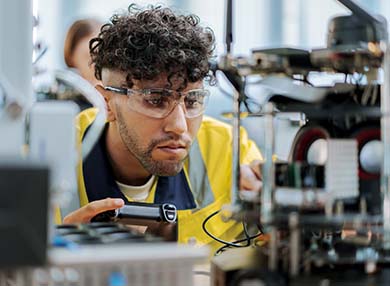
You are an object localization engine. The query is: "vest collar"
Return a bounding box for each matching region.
[82,125,196,210]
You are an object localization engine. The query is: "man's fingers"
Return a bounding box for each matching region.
[63,198,124,224]
[240,177,263,191]
[240,164,263,191]
[84,198,123,215]
[249,160,262,180]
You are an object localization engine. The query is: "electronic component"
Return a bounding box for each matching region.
[0,161,49,267]
[210,0,390,284]
[55,222,162,245]
[0,243,208,286]
[275,162,324,189]
[91,202,178,241]
[91,202,177,224]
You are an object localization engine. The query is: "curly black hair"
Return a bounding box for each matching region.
[90,5,215,89]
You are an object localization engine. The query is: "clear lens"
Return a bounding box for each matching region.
[184,90,210,118]
[127,88,209,118]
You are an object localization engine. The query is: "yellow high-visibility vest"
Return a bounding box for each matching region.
[60,108,262,250]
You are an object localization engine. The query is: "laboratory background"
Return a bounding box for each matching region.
[1,0,390,285]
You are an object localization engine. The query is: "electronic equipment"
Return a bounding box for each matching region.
[0,220,204,286]
[55,222,163,245]
[211,0,390,285]
[0,243,208,286]
[91,202,178,241]
[0,161,49,268]
[91,202,177,224]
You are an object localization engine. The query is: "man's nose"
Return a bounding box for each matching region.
[163,101,188,135]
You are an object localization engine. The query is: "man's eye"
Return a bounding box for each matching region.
[144,94,170,108]
[185,95,204,108]
[149,99,162,105]
[185,99,199,107]
[147,98,163,105]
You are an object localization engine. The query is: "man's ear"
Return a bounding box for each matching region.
[95,85,116,121]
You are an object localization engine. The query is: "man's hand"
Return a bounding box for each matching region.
[63,198,125,224]
[240,160,262,191]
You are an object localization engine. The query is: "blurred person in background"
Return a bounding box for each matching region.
[64,18,102,86]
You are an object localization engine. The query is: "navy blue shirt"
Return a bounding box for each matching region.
[82,126,197,210]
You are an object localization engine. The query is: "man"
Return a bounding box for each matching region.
[63,5,262,247]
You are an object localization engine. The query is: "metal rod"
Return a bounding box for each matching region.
[231,88,241,206]
[225,0,233,53]
[262,103,276,272]
[269,226,278,271]
[381,41,390,249]
[289,212,300,276]
[222,0,242,207]
[261,102,275,225]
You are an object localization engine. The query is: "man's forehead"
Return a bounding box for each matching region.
[101,69,167,87]
[101,68,203,89]
[101,69,127,86]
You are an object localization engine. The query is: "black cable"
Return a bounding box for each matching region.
[215,218,263,255]
[217,85,262,116]
[243,219,251,240]
[256,222,264,235]
[215,231,261,256]
[202,210,247,247]
[216,73,264,115]
[202,210,262,255]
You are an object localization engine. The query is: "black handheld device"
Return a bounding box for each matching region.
[91,202,178,241]
[91,202,177,225]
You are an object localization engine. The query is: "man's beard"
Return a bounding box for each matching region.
[116,110,186,176]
